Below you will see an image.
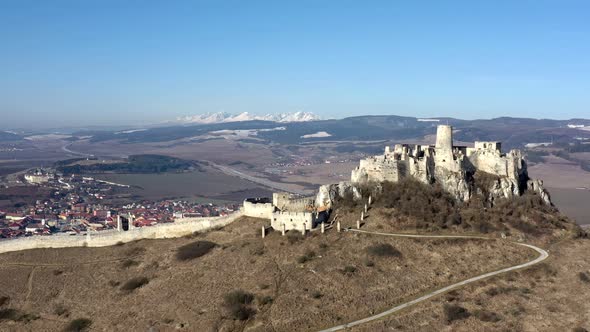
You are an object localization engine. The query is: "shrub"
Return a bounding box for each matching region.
[473,310,501,322]
[176,241,216,261]
[287,232,303,244]
[443,304,470,323]
[579,272,590,283]
[573,327,588,332]
[53,269,64,276]
[53,304,69,317]
[223,290,255,321]
[0,309,39,323]
[224,290,254,306]
[485,286,521,297]
[120,277,149,292]
[297,250,316,264]
[250,246,264,256]
[319,243,329,250]
[311,291,323,299]
[120,259,139,269]
[64,318,92,332]
[578,272,590,283]
[366,243,402,258]
[342,266,357,274]
[363,259,375,267]
[125,246,145,256]
[0,296,9,307]
[257,295,273,305]
[227,305,255,321]
[0,308,19,321]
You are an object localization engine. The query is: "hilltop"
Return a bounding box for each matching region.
[0,216,541,331]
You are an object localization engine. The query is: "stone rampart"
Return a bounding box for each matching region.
[270,211,315,231]
[243,199,274,219]
[0,212,243,254]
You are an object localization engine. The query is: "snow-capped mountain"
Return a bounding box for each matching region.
[176,111,321,124]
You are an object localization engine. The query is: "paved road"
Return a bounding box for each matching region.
[61,142,94,157]
[318,229,549,332]
[206,161,312,196]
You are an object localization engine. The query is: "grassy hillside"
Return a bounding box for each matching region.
[332,178,583,241]
[0,217,534,331]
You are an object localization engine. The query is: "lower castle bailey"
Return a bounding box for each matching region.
[244,124,552,233]
[243,193,317,231]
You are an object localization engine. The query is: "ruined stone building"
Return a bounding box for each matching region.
[243,193,317,231]
[349,124,550,204]
[244,124,552,232]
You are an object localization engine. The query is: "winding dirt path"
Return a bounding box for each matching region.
[318,229,549,332]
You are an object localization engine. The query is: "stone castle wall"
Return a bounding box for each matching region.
[0,212,242,254]
[272,192,314,211]
[270,211,315,231]
[243,199,274,219]
[349,125,549,204]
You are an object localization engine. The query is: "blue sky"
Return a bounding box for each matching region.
[1,0,589,128]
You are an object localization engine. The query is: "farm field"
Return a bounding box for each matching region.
[546,187,590,225]
[93,167,271,202]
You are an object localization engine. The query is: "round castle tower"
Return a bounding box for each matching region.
[435,125,453,151]
[435,125,454,161]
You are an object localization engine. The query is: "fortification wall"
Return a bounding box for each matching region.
[243,200,274,219]
[0,212,243,254]
[270,211,315,231]
[466,150,522,179]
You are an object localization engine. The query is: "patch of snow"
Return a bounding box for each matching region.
[25,134,72,141]
[301,131,332,139]
[116,129,147,134]
[525,142,552,148]
[175,111,321,124]
[209,127,286,138]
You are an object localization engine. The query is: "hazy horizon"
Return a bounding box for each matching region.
[1,1,589,128]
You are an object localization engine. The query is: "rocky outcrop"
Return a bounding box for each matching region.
[433,167,471,202]
[315,181,361,209]
[527,179,552,205]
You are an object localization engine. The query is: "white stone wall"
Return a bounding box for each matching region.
[270,211,315,231]
[243,200,274,219]
[0,212,242,254]
[271,193,314,212]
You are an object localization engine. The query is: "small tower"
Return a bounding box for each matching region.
[435,125,454,161]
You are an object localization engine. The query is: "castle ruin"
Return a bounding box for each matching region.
[243,193,319,231]
[245,124,552,233]
[349,124,550,204]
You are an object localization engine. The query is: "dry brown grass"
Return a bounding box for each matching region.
[0,217,547,331]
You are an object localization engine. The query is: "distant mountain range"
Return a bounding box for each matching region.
[175,111,321,124]
[4,115,590,151]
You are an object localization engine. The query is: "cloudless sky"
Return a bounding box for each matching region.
[1,0,589,128]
